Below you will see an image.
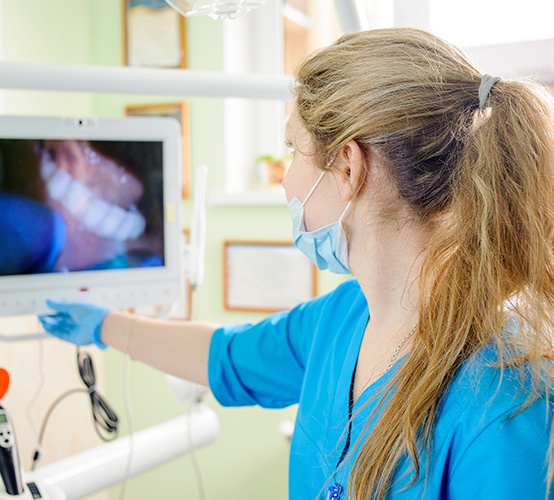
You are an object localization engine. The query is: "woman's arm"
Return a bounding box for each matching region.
[39,300,219,387]
[102,311,218,386]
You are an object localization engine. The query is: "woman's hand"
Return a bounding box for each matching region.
[39,299,109,349]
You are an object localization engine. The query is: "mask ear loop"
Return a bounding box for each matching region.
[301,154,338,208]
[338,200,353,223]
[301,170,327,208]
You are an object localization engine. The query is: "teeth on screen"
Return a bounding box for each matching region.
[96,205,127,239]
[46,166,147,242]
[82,197,111,231]
[64,181,92,218]
[47,169,72,201]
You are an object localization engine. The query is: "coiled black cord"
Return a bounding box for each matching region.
[31,348,119,470]
[77,348,119,440]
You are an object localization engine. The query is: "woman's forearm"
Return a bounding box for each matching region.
[101,311,219,386]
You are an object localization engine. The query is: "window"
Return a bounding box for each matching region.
[284,0,340,74]
[217,0,340,203]
[429,0,554,48]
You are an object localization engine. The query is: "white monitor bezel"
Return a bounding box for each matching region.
[0,115,183,316]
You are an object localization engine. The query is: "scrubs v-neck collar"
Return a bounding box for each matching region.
[328,308,407,498]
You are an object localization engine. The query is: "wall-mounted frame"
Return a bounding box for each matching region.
[125,102,191,199]
[223,241,317,313]
[122,0,187,68]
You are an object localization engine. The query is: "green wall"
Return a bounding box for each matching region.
[0,0,93,115]
[0,2,345,498]
[89,4,298,499]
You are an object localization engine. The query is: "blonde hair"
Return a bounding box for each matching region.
[295,28,554,499]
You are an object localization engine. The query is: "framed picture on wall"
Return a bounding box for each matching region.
[125,102,191,198]
[122,0,187,68]
[223,241,318,313]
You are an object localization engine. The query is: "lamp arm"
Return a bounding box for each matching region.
[26,406,218,500]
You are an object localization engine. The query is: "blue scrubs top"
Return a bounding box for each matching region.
[208,278,553,499]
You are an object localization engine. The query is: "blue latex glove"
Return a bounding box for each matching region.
[39,299,109,349]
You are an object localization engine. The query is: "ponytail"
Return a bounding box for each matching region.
[425,78,554,355]
[414,80,554,494]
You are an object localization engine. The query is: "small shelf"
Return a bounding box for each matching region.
[209,188,287,206]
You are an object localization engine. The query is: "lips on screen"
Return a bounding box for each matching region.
[0,139,165,276]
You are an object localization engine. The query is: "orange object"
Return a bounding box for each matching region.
[0,368,10,400]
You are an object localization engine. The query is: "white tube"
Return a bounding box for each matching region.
[189,165,208,288]
[0,62,294,100]
[0,333,50,342]
[27,406,219,500]
[333,0,370,33]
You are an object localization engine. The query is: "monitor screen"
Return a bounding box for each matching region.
[0,115,182,316]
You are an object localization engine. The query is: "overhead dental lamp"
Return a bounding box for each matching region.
[164,0,266,19]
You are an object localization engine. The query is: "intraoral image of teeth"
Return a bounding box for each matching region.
[39,142,147,242]
[45,168,72,201]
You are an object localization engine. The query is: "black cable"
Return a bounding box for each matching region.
[30,348,119,470]
[77,348,119,441]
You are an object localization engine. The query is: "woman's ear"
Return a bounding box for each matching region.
[335,140,368,201]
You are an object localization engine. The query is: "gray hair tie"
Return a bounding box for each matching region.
[478,74,502,109]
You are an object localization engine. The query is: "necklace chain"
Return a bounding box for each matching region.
[386,325,416,372]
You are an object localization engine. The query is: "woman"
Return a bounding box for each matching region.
[40,28,554,499]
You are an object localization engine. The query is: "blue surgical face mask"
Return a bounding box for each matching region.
[288,170,352,274]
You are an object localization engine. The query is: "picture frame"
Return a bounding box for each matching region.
[122,0,187,68]
[125,102,191,199]
[223,241,318,313]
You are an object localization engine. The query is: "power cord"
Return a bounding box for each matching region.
[187,393,207,500]
[186,286,207,500]
[30,388,86,471]
[77,348,119,441]
[30,347,119,470]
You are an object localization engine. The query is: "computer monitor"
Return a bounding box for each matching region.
[0,115,183,316]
